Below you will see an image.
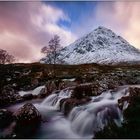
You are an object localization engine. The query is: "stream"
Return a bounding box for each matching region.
[6,85,139,139]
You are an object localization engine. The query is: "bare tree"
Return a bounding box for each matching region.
[41,35,61,64]
[41,35,62,77]
[41,46,52,64]
[49,35,61,65]
[0,49,15,64]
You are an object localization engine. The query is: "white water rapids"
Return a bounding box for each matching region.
[7,85,139,138]
[34,85,130,138]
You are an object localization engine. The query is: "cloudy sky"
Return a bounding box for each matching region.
[0,1,140,63]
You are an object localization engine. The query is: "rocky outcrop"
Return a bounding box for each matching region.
[13,103,41,138]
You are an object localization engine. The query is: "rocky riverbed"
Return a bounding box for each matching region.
[0,63,140,138]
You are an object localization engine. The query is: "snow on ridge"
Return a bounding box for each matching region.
[41,26,140,65]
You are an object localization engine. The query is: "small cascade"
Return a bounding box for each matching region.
[19,85,45,96]
[41,89,72,109]
[32,86,45,95]
[41,94,58,106]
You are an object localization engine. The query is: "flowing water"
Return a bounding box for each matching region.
[6,85,139,138]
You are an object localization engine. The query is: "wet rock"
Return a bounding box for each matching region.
[94,86,140,139]
[13,103,41,138]
[22,94,34,100]
[118,96,130,110]
[0,109,14,129]
[129,87,140,97]
[118,87,140,110]
[72,84,93,99]
[59,84,95,115]
[117,87,140,138]
[60,97,91,116]
[123,88,140,127]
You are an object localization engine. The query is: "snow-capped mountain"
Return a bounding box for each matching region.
[41,26,140,64]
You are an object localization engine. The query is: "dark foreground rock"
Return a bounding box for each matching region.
[118,86,140,110]
[13,103,41,138]
[0,109,14,129]
[0,103,42,138]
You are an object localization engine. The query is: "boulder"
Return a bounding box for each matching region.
[72,84,93,99]
[13,103,41,138]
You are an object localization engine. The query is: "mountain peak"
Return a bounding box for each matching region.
[96,26,109,30]
[94,26,112,32]
[41,27,140,65]
[93,26,115,36]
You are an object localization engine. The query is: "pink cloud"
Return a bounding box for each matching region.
[1,1,140,63]
[95,2,140,49]
[0,2,76,62]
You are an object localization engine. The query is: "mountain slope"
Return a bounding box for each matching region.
[41,26,140,64]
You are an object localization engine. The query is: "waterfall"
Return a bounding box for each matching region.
[7,85,138,139]
[41,94,58,106]
[39,85,130,138]
[19,85,45,96]
[67,86,130,137]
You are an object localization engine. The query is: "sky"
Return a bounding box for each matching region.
[0,1,140,63]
